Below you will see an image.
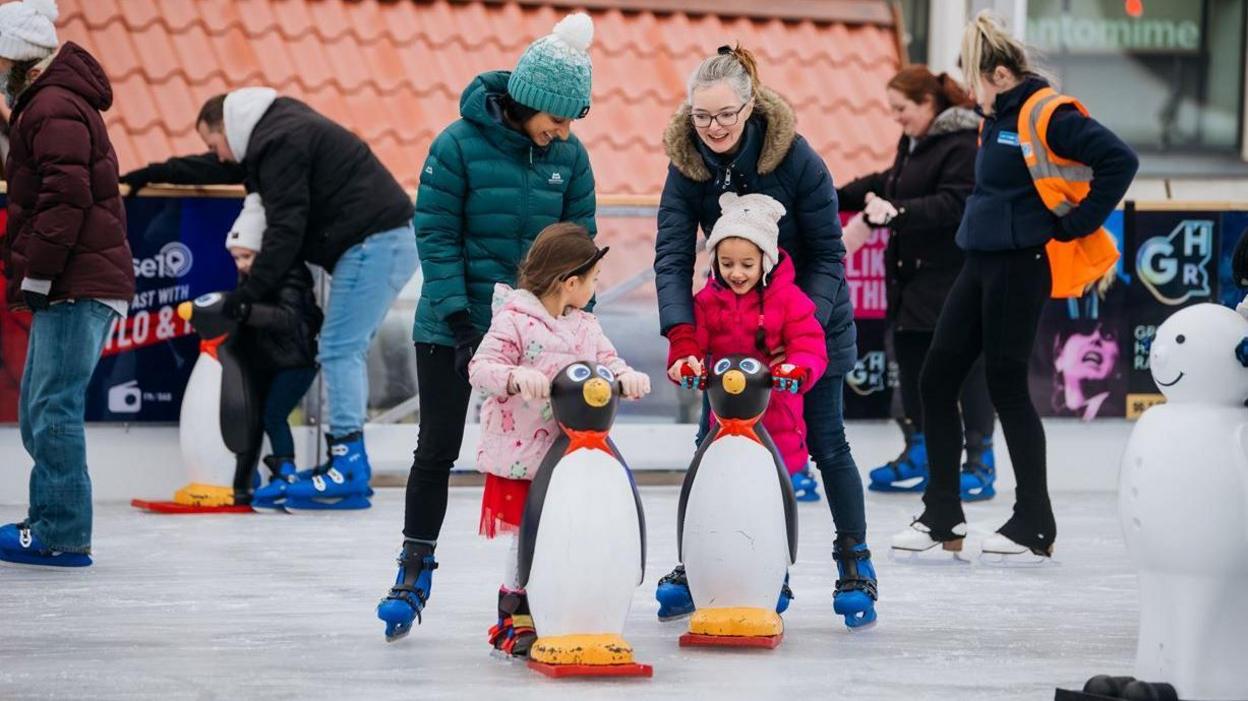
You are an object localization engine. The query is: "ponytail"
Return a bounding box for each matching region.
[960,10,1034,96]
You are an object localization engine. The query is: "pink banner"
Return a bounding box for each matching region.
[840,211,889,320]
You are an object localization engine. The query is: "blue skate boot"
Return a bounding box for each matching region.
[656,564,795,620]
[284,431,372,511]
[251,455,305,510]
[377,539,438,642]
[655,564,695,621]
[776,572,794,614]
[0,522,91,568]
[832,536,878,630]
[868,418,928,492]
[959,431,996,502]
[790,465,821,502]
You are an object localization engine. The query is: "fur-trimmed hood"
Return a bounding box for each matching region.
[663,85,797,182]
[927,106,980,138]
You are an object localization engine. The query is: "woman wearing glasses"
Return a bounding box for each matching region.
[652,45,877,631]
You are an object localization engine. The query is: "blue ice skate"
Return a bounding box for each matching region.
[251,455,312,510]
[655,564,794,620]
[790,466,821,502]
[377,540,438,642]
[832,536,877,630]
[0,523,92,568]
[868,419,927,492]
[959,432,996,502]
[284,432,372,511]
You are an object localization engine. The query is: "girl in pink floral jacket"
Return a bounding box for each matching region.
[467,222,650,657]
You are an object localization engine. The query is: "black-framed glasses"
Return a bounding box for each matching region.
[690,100,751,129]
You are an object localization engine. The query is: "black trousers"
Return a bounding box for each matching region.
[919,247,1055,549]
[403,343,473,542]
[894,329,994,438]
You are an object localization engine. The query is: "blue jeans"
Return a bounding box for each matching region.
[320,226,418,437]
[695,371,867,542]
[19,300,117,553]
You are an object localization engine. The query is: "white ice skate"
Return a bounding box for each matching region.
[979,532,1055,567]
[889,519,968,563]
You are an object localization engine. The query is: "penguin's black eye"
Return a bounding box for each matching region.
[596,366,615,382]
[1175,334,1186,344]
[739,358,762,374]
[566,365,592,382]
[713,358,731,375]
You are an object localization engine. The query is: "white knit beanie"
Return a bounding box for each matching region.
[225,193,265,253]
[705,192,786,277]
[0,0,58,62]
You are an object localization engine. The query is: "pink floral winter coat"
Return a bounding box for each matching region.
[690,253,829,474]
[469,284,633,481]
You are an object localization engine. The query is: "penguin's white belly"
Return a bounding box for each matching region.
[178,354,234,486]
[682,435,788,610]
[527,448,642,637]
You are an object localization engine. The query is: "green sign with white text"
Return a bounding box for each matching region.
[1027,0,1202,54]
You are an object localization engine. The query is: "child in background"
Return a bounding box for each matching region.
[226,194,323,508]
[467,222,650,658]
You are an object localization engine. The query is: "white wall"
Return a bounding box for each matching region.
[0,418,1135,506]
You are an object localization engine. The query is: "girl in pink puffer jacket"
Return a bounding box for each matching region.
[467,222,650,657]
[667,193,829,499]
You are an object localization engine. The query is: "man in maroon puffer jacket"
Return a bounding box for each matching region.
[0,0,134,568]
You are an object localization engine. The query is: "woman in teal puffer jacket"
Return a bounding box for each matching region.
[375,12,599,642]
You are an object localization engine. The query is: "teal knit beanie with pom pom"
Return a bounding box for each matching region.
[508,12,594,120]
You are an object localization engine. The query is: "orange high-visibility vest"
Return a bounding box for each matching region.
[1017,87,1120,298]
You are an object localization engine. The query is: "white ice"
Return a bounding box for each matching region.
[0,484,1136,700]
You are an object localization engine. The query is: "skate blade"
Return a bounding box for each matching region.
[977,550,1059,568]
[889,545,970,565]
[489,648,529,663]
[868,481,926,493]
[284,495,371,511]
[845,617,877,633]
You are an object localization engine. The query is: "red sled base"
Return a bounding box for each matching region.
[527,661,653,678]
[130,499,253,514]
[679,632,783,649]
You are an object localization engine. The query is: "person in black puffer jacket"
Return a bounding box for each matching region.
[837,66,997,501]
[224,194,322,505]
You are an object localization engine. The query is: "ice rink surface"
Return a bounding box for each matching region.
[0,483,1137,701]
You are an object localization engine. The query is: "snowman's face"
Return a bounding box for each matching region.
[1149,303,1248,405]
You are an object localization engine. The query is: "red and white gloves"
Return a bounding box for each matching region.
[771,363,809,394]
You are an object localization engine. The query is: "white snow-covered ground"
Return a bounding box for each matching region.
[0,484,1136,700]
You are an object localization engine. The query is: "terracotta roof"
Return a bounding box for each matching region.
[53,0,901,196]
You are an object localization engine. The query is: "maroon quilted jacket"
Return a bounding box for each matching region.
[2,42,134,309]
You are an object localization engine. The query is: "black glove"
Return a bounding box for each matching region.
[1233,233,1248,289]
[22,289,49,311]
[447,310,483,382]
[220,290,252,322]
[119,167,153,198]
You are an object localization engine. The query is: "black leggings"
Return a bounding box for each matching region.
[919,247,1055,550]
[894,329,994,438]
[403,343,473,542]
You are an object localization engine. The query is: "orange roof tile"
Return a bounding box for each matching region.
[51,0,902,196]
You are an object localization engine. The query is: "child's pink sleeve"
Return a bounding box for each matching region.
[781,292,829,392]
[468,310,523,396]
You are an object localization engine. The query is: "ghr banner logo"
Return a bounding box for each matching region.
[1136,219,1213,305]
[847,351,887,397]
[133,241,194,279]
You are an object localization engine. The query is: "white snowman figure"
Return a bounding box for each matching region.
[1119,302,1248,700]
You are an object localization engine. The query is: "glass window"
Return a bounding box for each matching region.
[1026,0,1246,154]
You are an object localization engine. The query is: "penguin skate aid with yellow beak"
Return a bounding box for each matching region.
[517,361,652,678]
[131,293,257,515]
[676,355,802,648]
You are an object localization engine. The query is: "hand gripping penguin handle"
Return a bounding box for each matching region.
[678,363,707,391]
[771,363,808,394]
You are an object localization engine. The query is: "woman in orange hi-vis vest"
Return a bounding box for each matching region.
[890,11,1138,563]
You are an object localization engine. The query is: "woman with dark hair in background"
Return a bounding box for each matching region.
[838,65,998,502]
